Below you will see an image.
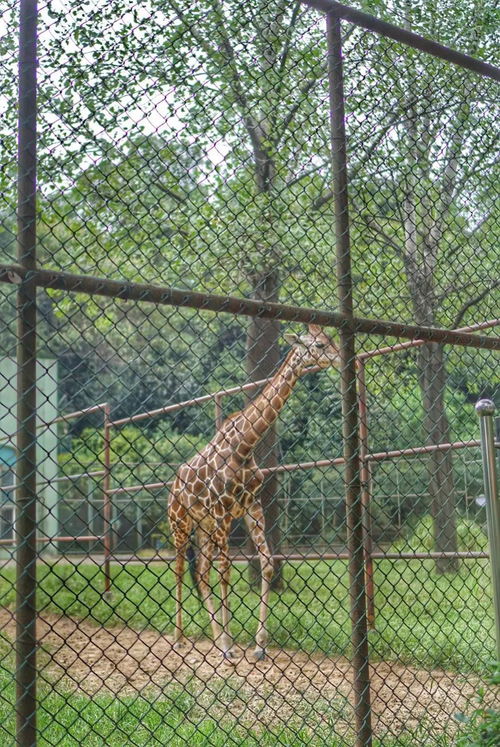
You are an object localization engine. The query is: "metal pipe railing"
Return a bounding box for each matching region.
[301,1,500,82]
[358,319,499,360]
[1,263,499,352]
[476,399,500,662]
[16,1,38,742]
[327,14,372,745]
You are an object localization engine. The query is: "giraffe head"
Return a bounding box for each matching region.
[283,324,341,370]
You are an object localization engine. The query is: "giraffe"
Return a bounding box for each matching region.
[168,324,341,660]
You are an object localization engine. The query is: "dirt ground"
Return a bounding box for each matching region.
[1,608,498,739]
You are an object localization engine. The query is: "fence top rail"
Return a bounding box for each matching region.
[80,321,497,431]
[101,439,494,499]
[110,367,320,427]
[44,402,108,427]
[0,402,108,444]
[301,0,500,82]
[2,265,499,352]
[358,319,499,360]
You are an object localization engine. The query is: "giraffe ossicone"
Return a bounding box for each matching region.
[168,323,341,660]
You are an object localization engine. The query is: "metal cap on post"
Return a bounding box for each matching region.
[475,399,500,662]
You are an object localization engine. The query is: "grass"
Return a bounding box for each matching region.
[0,558,497,744]
[0,643,471,746]
[0,557,495,673]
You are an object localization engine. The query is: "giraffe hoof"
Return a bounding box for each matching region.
[173,641,186,651]
[253,648,266,661]
[223,650,236,661]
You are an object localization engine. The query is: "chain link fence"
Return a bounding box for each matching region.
[1,1,499,745]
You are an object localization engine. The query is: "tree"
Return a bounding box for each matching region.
[2,0,497,575]
[312,0,499,572]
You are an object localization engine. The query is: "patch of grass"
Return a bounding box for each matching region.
[0,556,495,675]
[0,655,383,746]
[0,556,496,745]
[0,655,474,746]
[455,663,500,746]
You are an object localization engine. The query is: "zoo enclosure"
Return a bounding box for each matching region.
[22,318,496,590]
[2,0,500,746]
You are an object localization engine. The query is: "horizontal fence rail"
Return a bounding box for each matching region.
[302,0,500,81]
[1,265,499,350]
[4,0,499,745]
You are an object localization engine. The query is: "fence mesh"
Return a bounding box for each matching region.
[1,1,499,745]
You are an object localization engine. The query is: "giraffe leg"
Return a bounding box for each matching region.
[216,520,234,659]
[196,527,224,651]
[169,497,191,651]
[172,532,189,650]
[245,502,274,660]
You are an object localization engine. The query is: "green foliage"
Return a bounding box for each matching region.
[392,515,489,554]
[455,664,500,746]
[59,422,207,479]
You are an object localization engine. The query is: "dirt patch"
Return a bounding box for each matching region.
[0,608,497,738]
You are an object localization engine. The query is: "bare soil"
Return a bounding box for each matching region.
[1,608,498,739]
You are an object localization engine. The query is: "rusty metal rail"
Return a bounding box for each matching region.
[1,264,499,351]
[302,0,500,81]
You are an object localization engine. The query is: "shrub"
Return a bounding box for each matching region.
[455,663,500,745]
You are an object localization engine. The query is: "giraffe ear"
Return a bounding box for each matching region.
[283,333,300,345]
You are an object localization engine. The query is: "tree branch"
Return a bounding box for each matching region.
[276,0,302,79]
[274,74,324,148]
[284,160,329,189]
[311,105,408,210]
[452,279,499,328]
[155,184,187,204]
[352,214,404,257]
[169,0,262,158]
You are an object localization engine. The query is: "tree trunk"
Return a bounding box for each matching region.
[417,342,459,573]
[403,176,459,574]
[245,267,284,591]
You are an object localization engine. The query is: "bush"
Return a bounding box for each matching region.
[391,515,435,553]
[455,664,500,745]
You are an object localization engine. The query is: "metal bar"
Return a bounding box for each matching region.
[106,439,492,498]
[263,456,346,473]
[476,399,500,661]
[45,550,490,564]
[108,481,172,495]
[371,551,490,560]
[0,536,102,545]
[2,264,499,351]
[327,14,372,746]
[366,440,487,462]
[359,319,499,359]
[2,470,106,492]
[357,359,375,630]
[16,2,38,744]
[103,405,112,598]
[2,402,109,445]
[43,402,108,425]
[109,369,319,427]
[301,0,500,82]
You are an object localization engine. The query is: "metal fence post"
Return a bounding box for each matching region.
[16,1,38,744]
[327,12,372,745]
[103,404,112,599]
[357,358,375,630]
[476,399,500,662]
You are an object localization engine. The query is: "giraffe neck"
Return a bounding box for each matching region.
[234,349,304,452]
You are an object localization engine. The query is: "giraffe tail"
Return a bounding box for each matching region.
[186,533,200,598]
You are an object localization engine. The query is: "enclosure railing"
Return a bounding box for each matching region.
[5,0,500,744]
